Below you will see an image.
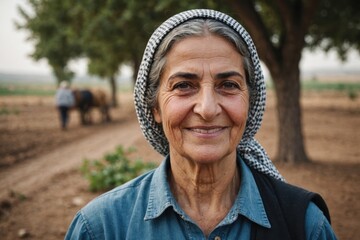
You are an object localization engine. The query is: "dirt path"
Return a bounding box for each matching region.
[0,119,142,201]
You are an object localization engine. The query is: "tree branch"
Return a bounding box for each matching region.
[272,0,293,28]
[300,0,320,35]
[225,0,281,75]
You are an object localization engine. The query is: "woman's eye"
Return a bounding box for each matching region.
[221,81,240,90]
[173,82,192,90]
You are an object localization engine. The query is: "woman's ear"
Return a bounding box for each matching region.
[153,107,162,123]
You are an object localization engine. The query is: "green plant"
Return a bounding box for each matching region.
[80,145,157,192]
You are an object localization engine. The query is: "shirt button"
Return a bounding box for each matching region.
[214,236,221,240]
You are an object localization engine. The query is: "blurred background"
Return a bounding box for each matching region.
[0,1,359,239]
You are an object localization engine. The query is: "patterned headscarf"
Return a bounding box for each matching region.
[134,9,284,181]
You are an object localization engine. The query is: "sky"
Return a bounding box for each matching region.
[0,0,359,77]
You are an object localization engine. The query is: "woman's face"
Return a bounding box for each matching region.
[154,35,250,164]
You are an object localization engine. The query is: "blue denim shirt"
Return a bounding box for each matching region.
[65,156,337,239]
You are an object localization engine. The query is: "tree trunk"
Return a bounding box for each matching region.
[272,67,309,163]
[222,0,318,164]
[109,75,118,107]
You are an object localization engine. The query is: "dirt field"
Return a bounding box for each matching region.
[0,90,359,239]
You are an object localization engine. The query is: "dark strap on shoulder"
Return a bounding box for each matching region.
[250,168,330,240]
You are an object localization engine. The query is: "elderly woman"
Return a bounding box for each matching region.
[66,9,336,239]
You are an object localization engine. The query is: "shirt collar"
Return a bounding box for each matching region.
[144,155,270,228]
[231,156,271,228]
[144,155,183,220]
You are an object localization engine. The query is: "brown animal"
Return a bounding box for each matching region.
[72,89,111,125]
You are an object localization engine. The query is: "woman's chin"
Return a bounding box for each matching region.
[180,146,235,165]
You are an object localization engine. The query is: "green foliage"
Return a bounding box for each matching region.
[80,145,157,192]
[0,85,55,96]
[308,0,360,59]
[17,1,224,83]
[301,81,360,92]
[267,80,360,100]
[301,81,359,100]
[17,0,82,83]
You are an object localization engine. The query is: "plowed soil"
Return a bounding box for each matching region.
[0,90,359,239]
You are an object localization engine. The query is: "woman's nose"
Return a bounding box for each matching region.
[193,86,221,121]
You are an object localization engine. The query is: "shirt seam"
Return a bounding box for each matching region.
[313,213,326,240]
[79,210,96,240]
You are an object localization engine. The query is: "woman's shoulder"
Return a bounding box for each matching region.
[250,168,336,239]
[65,169,158,239]
[81,169,156,217]
[305,202,337,240]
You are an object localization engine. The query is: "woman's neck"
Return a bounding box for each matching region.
[169,153,240,236]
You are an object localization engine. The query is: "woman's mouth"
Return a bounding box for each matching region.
[190,127,223,134]
[189,127,226,134]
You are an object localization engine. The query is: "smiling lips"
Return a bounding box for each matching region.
[188,126,226,134]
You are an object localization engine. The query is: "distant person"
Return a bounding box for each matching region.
[65,9,337,239]
[55,81,75,130]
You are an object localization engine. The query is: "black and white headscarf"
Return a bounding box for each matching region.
[134,9,284,181]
